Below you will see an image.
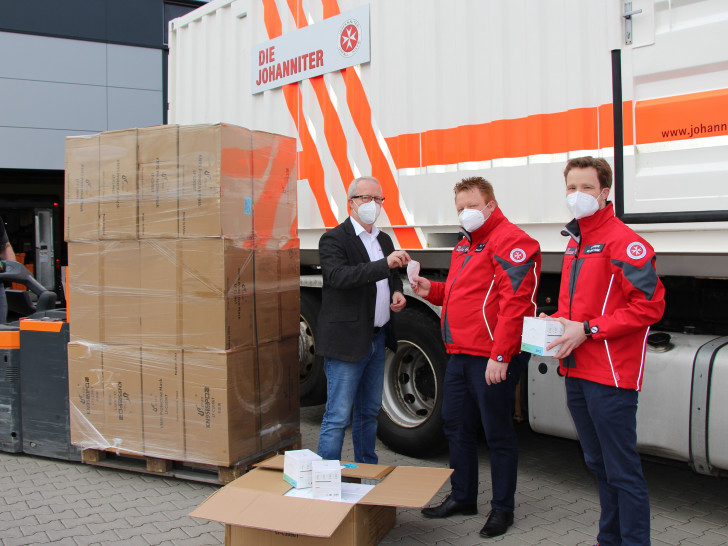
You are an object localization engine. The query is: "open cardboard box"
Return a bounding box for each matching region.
[190,454,452,545]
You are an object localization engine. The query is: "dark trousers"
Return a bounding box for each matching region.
[442,352,527,512]
[566,377,650,546]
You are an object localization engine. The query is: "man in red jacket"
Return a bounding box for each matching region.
[413,176,540,538]
[545,156,665,546]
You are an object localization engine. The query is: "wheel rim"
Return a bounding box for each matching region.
[381,340,438,428]
[299,315,316,382]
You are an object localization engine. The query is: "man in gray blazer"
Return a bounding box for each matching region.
[316,176,410,464]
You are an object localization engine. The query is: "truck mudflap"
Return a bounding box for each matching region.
[528,332,728,475]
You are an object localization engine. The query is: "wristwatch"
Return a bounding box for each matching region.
[583,320,592,336]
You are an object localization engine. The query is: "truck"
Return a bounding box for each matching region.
[167,0,728,475]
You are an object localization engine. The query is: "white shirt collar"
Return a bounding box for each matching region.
[350,216,379,238]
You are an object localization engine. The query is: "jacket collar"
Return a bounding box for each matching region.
[464,206,506,244]
[343,217,378,263]
[561,202,615,243]
[349,216,379,238]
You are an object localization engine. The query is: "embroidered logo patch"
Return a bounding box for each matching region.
[510,248,526,263]
[497,355,504,362]
[565,247,578,256]
[584,244,605,254]
[455,244,470,253]
[475,243,486,252]
[627,242,647,260]
[590,325,599,335]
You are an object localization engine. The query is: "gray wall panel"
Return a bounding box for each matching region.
[107,88,163,130]
[1,79,107,132]
[0,127,94,170]
[0,32,106,86]
[107,44,162,90]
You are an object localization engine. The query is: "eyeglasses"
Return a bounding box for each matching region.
[351,195,386,204]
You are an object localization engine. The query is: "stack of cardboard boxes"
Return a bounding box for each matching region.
[65,123,300,467]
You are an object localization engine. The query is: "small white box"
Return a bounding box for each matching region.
[521,317,564,356]
[312,459,342,500]
[283,449,322,488]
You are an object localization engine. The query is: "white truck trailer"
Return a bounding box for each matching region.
[168,0,728,474]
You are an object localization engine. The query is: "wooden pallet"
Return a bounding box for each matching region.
[80,434,302,484]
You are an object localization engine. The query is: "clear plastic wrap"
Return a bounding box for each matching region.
[65,123,300,467]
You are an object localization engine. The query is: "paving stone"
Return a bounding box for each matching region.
[3,531,50,546]
[1,404,726,546]
[46,524,94,541]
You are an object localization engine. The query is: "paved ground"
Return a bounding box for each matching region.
[2,404,727,545]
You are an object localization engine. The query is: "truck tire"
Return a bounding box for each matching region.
[299,290,327,406]
[377,304,448,457]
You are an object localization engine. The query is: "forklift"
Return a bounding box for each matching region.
[0,259,79,460]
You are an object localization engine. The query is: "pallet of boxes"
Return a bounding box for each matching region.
[64,123,301,482]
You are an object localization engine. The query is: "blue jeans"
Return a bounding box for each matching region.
[566,377,650,546]
[317,330,386,464]
[442,352,527,512]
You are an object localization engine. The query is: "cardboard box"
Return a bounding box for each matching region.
[254,248,281,344]
[100,128,138,240]
[67,242,102,343]
[141,347,184,459]
[283,449,322,489]
[100,240,141,345]
[138,125,179,238]
[312,460,342,500]
[103,344,143,455]
[178,123,254,238]
[183,347,259,466]
[68,341,106,448]
[190,458,452,545]
[521,317,564,356]
[279,288,300,339]
[251,131,298,249]
[65,134,100,242]
[258,337,300,451]
[140,240,181,347]
[279,246,301,338]
[180,238,255,350]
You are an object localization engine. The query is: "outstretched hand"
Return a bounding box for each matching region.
[410,274,431,298]
[387,250,411,269]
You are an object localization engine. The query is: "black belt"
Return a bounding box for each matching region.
[373,326,382,334]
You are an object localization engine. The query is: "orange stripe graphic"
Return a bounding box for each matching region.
[284,85,338,227]
[635,88,728,144]
[342,67,421,249]
[284,5,354,195]
[262,0,337,228]
[386,104,637,170]
[322,0,422,249]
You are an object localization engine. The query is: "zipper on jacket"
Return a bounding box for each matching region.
[442,251,476,341]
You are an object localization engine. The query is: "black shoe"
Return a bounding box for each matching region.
[421,494,478,519]
[479,509,514,537]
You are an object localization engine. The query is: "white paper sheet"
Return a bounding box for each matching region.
[284,482,375,503]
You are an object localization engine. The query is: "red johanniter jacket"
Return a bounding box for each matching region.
[553,203,666,391]
[426,207,541,363]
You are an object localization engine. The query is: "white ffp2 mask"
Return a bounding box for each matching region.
[566,191,600,220]
[458,206,489,232]
[356,200,381,225]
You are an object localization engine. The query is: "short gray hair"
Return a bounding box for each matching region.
[347,176,381,198]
